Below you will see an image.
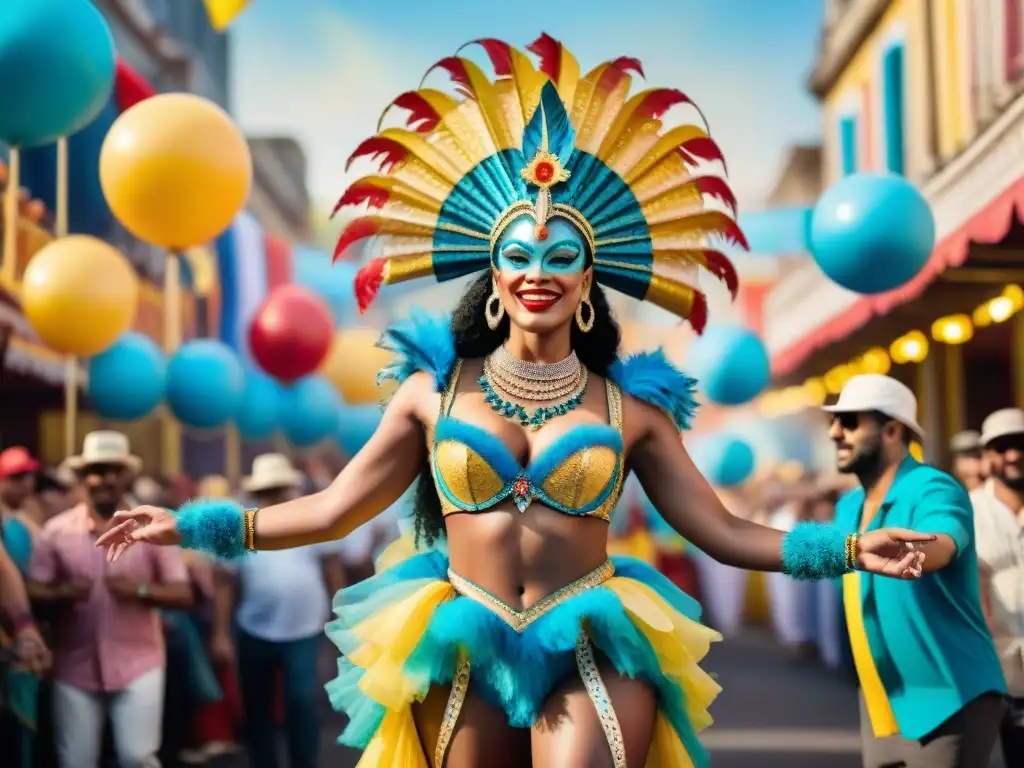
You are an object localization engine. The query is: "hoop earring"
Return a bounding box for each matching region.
[485,280,505,330]
[576,295,595,333]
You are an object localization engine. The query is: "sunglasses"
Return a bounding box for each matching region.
[987,437,1024,455]
[79,463,125,478]
[833,413,862,431]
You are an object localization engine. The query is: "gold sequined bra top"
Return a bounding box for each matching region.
[431,361,625,521]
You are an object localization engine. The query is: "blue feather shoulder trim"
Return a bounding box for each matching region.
[608,350,699,431]
[375,309,457,394]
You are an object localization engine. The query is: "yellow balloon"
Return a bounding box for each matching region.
[321,329,393,404]
[99,93,252,249]
[22,236,138,356]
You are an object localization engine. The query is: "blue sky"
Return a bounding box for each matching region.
[230,0,825,216]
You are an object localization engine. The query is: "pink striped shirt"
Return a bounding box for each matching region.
[28,504,188,692]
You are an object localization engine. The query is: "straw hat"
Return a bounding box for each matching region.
[242,453,303,493]
[65,431,142,474]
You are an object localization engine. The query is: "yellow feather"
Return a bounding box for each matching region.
[377,128,467,184]
[629,152,694,201]
[555,46,581,109]
[596,89,661,161]
[381,252,436,285]
[384,158,453,203]
[380,236,437,259]
[640,182,707,225]
[606,120,661,176]
[493,79,526,140]
[568,62,608,131]
[351,176,443,213]
[576,74,632,154]
[652,249,715,271]
[460,57,519,150]
[622,125,708,185]
[648,211,739,248]
[358,214,436,240]
[373,201,439,230]
[507,47,547,125]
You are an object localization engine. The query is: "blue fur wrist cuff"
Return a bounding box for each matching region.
[781,521,848,581]
[175,499,249,561]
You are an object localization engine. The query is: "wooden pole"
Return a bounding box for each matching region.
[55,137,79,458]
[162,253,183,475]
[2,147,19,286]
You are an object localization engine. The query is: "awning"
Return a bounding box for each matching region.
[771,177,1024,376]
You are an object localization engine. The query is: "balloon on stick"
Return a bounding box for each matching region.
[236,371,284,441]
[687,325,771,406]
[279,376,342,448]
[100,92,251,474]
[810,173,935,294]
[320,328,393,405]
[22,236,138,356]
[249,285,334,383]
[87,332,166,421]
[166,340,245,429]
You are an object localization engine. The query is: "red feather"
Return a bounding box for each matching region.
[346,137,409,173]
[460,39,513,76]
[354,259,387,313]
[331,183,390,218]
[711,218,749,251]
[610,56,645,78]
[689,290,708,335]
[694,177,737,213]
[333,218,380,261]
[527,33,562,80]
[677,137,728,174]
[422,57,472,92]
[702,249,739,299]
[387,92,441,133]
[636,89,693,120]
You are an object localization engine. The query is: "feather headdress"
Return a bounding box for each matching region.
[333,33,746,333]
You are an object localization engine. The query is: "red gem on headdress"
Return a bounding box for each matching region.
[535,224,549,240]
[534,161,555,183]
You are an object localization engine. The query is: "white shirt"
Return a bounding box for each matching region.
[971,479,1024,695]
[234,543,335,643]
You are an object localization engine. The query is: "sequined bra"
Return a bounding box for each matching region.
[430,360,625,521]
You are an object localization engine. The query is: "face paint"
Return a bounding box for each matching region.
[493,215,587,276]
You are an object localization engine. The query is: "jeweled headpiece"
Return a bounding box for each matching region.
[333,34,746,333]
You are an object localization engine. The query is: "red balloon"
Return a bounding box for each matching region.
[249,286,333,383]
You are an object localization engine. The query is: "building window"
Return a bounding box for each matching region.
[839,115,858,176]
[882,45,906,174]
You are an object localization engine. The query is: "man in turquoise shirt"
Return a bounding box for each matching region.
[824,374,1005,768]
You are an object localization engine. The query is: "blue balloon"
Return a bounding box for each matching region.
[87,332,166,420]
[688,324,770,406]
[692,434,756,488]
[166,340,245,429]
[810,173,934,294]
[337,404,382,457]
[0,0,116,147]
[236,372,284,440]
[280,377,342,447]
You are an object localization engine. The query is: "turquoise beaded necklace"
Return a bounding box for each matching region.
[479,349,588,430]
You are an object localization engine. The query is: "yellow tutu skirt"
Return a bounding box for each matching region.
[325,535,721,766]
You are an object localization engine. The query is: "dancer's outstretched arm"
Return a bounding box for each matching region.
[97,375,430,558]
[629,402,932,580]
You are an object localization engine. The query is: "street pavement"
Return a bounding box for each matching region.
[229,627,867,767]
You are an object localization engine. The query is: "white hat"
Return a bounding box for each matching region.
[822,374,925,439]
[949,430,982,453]
[980,408,1024,446]
[242,453,303,493]
[65,431,142,474]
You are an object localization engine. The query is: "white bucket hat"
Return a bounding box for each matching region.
[980,408,1024,446]
[822,374,925,439]
[242,453,303,493]
[65,431,142,474]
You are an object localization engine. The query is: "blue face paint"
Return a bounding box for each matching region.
[493,215,587,275]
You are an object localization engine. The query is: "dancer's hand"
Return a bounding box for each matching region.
[95,506,181,563]
[857,529,935,579]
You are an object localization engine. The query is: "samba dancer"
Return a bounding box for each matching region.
[98,35,934,768]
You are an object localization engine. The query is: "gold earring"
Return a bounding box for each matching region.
[485,279,505,330]
[576,294,594,333]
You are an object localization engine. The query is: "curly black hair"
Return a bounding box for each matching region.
[410,271,622,545]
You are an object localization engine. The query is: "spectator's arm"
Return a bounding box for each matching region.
[211,566,237,646]
[0,536,34,623]
[320,550,346,598]
[26,528,72,603]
